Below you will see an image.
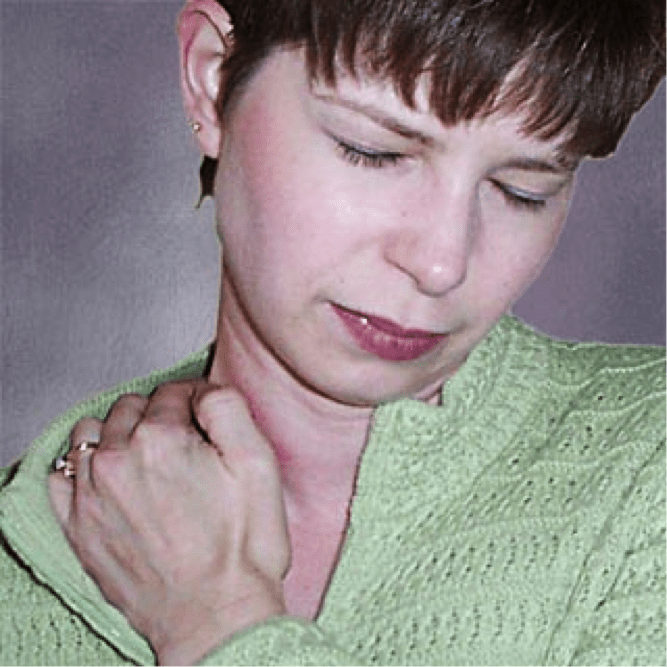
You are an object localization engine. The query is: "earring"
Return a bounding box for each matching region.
[188,119,202,133]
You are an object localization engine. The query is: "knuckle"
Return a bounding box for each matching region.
[88,448,125,489]
[109,392,147,413]
[148,381,182,401]
[130,422,170,462]
[132,420,188,447]
[130,420,199,468]
[73,416,101,431]
[132,419,162,441]
[117,392,146,405]
[149,378,197,393]
[70,417,102,443]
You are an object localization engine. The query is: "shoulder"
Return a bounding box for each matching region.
[505,316,665,409]
[509,322,665,577]
[457,317,666,530]
[505,314,665,372]
[504,316,664,466]
[0,534,128,665]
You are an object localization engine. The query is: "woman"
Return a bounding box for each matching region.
[1,0,664,664]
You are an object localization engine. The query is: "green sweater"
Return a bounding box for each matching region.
[1,316,664,665]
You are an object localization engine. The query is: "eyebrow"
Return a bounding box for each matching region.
[498,156,578,176]
[311,90,436,146]
[312,90,578,175]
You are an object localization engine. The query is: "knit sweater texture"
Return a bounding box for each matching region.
[1,316,665,665]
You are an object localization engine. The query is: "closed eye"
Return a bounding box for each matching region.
[491,179,548,211]
[333,137,405,169]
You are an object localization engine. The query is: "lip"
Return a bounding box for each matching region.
[331,303,448,362]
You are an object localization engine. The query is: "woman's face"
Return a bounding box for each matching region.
[214,49,575,406]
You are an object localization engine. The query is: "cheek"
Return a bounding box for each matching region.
[221,105,389,281]
[217,109,370,317]
[475,204,569,312]
[526,201,570,275]
[216,114,309,280]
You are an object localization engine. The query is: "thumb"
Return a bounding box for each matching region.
[192,385,278,473]
[193,385,289,579]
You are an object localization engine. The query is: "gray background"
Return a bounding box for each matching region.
[1,1,665,466]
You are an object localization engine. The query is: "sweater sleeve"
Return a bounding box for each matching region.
[196,616,361,665]
[546,440,666,666]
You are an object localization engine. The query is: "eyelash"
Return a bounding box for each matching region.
[334,139,404,169]
[492,181,548,211]
[334,137,549,212]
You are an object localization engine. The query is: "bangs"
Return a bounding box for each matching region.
[296,0,665,158]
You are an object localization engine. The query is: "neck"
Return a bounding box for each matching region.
[208,300,374,516]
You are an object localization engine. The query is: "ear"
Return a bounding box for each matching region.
[177,0,234,158]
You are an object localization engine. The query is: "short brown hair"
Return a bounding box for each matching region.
[199,0,665,197]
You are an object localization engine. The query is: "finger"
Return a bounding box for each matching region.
[193,385,277,472]
[99,393,148,450]
[142,380,210,427]
[70,445,96,488]
[70,416,103,449]
[47,471,73,527]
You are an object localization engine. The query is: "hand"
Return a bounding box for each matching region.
[48,380,290,665]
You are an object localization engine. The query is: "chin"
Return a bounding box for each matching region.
[274,327,468,406]
[298,360,450,407]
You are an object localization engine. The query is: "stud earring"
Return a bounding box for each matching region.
[188,119,202,133]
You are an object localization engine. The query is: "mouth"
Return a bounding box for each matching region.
[331,303,448,362]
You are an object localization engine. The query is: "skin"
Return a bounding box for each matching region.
[49,0,578,663]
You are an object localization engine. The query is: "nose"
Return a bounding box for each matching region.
[383,186,474,297]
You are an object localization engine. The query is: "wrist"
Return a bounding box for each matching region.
[155,590,287,666]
